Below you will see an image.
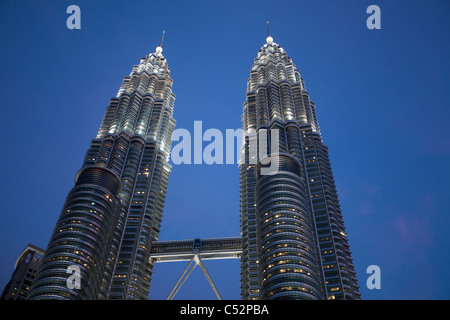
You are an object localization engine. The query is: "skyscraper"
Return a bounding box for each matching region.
[28,36,176,300]
[239,30,360,300]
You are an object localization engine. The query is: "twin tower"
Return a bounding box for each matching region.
[28,30,361,300]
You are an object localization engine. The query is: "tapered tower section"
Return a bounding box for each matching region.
[29,36,176,300]
[239,30,360,300]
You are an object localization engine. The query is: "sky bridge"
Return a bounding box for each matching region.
[149,237,242,300]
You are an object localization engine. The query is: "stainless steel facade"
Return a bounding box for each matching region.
[239,35,360,300]
[28,44,176,300]
[29,167,121,299]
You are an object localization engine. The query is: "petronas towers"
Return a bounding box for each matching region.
[28,29,360,300]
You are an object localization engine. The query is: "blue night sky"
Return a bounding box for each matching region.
[0,0,449,300]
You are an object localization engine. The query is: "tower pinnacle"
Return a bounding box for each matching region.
[266,21,273,44]
[155,30,165,55]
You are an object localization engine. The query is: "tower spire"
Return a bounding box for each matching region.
[266,21,273,45]
[156,30,165,55]
[159,30,165,47]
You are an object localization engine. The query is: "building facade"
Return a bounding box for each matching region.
[1,244,45,300]
[239,34,360,300]
[28,41,176,300]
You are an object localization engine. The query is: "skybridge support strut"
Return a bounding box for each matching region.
[150,237,242,300]
[166,254,222,300]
